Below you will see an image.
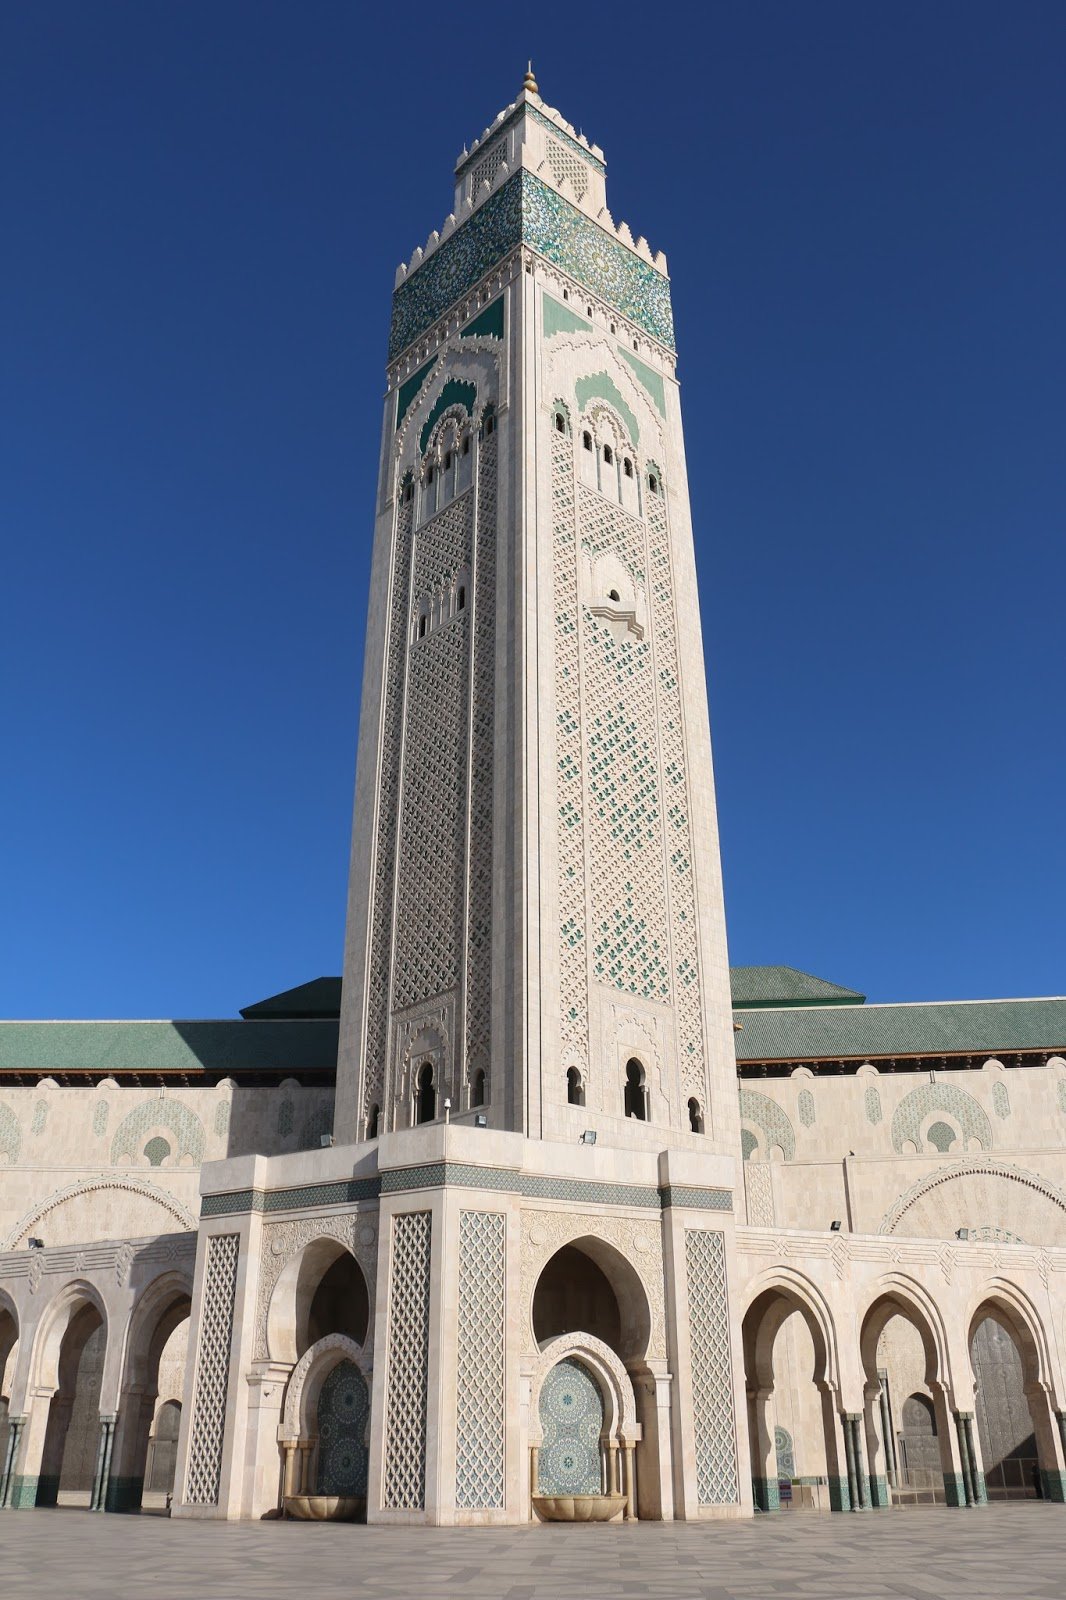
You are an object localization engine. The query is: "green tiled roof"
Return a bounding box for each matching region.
[729,966,865,1008]
[734,997,1066,1063]
[0,1019,339,1077]
[240,978,342,1020]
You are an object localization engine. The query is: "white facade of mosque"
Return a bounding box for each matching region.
[2,77,1066,1526]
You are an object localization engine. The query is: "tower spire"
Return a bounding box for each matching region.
[523,61,538,94]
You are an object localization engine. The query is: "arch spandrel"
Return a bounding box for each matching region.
[521,1213,664,1360]
[963,1277,1058,1398]
[740,1267,842,1395]
[855,1274,954,1395]
[879,1159,1066,1247]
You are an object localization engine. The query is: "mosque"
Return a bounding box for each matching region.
[1,72,1065,1526]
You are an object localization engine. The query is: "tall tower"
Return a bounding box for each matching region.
[336,73,739,1165]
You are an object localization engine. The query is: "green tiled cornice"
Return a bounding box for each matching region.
[201,1165,732,1217]
[0,1017,338,1079]
[390,171,673,362]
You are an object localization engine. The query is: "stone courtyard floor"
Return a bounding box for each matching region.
[1,1502,1062,1599]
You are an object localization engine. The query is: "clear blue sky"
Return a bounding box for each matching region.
[2,3,1063,1019]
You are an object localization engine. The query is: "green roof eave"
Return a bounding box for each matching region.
[733,996,1066,1063]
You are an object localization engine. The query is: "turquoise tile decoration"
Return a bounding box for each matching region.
[537,1358,604,1496]
[315,1360,370,1497]
[390,172,673,361]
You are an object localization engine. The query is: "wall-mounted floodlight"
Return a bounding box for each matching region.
[581,1130,597,1145]
[474,1113,488,1128]
[319,1134,334,1148]
[956,1228,971,1241]
[829,1220,842,1232]
[28,1237,44,1250]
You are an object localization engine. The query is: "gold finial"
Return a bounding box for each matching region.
[523,61,538,94]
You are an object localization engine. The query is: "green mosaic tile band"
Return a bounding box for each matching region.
[390,171,673,362]
[8,1475,40,1509]
[828,1475,850,1512]
[380,1161,663,1210]
[942,1471,966,1507]
[200,1177,380,1217]
[105,1476,143,1513]
[201,1165,730,1216]
[660,1185,732,1211]
[1041,1468,1066,1502]
[751,1475,779,1512]
[869,1473,891,1507]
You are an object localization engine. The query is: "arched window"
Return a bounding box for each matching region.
[624,1058,647,1121]
[367,1104,380,1139]
[402,477,413,503]
[426,463,434,484]
[582,431,593,451]
[461,434,470,456]
[484,412,495,437]
[144,1136,171,1167]
[648,473,659,494]
[602,444,614,466]
[471,1069,485,1107]
[608,588,620,602]
[554,411,566,433]
[457,585,466,611]
[688,1098,704,1134]
[566,1066,584,1107]
[418,615,427,640]
[416,1061,436,1124]
[623,458,633,478]
[443,449,452,471]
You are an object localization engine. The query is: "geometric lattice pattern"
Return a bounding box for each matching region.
[383,1211,432,1509]
[684,1228,739,1505]
[0,1102,20,1164]
[645,477,705,1097]
[455,1210,506,1508]
[890,1082,992,1154]
[865,1086,883,1125]
[465,434,498,1071]
[469,140,506,194]
[738,1088,796,1161]
[110,1097,206,1166]
[363,490,414,1121]
[537,1358,603,1495]
[545,137,589,201]
[552,426,590,1071]
[184,1232,240,1505]
[798,1088,816,1127]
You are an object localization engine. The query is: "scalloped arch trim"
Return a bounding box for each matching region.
[878,1159,1066,1236]
[4,1175,198,1249]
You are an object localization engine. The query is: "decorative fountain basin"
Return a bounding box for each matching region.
[284,1494,365,1522]
[532,1493,626,1522]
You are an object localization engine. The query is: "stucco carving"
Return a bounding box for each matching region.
[254,1210,378,1362]
[4,1175,198,1250]
[519,1207,666,1358]
[879,1159,1066,1241]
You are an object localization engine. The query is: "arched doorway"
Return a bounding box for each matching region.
[37,1296,107,1508]
[969,1294,1062,1501]
[110,1276,192,1512]
[742,1281,844,1512]
[529,1238,651,1518]
[859,1290,953,1507]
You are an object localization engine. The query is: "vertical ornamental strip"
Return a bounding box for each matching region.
[383,1211,432,1510]
[185,1233,240,1505]
[455,1210,506,1510]
[684,1230,740,1506]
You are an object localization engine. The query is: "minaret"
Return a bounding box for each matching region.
[335,74,739,1164]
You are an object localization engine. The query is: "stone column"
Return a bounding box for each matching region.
[841,1412,859,1512]
[877,1369,898,1487]
[954,1413,977,1507]
[747,1386,778,1512]
[89,1414,117,1511]
[819,1387,850,1511]
[0,1416,24,1509]
[845,1415,869,1509]
[932,1385,967,1506]
[107,1390,156,1512]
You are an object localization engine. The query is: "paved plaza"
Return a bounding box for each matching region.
[0,1505,1062,1600]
